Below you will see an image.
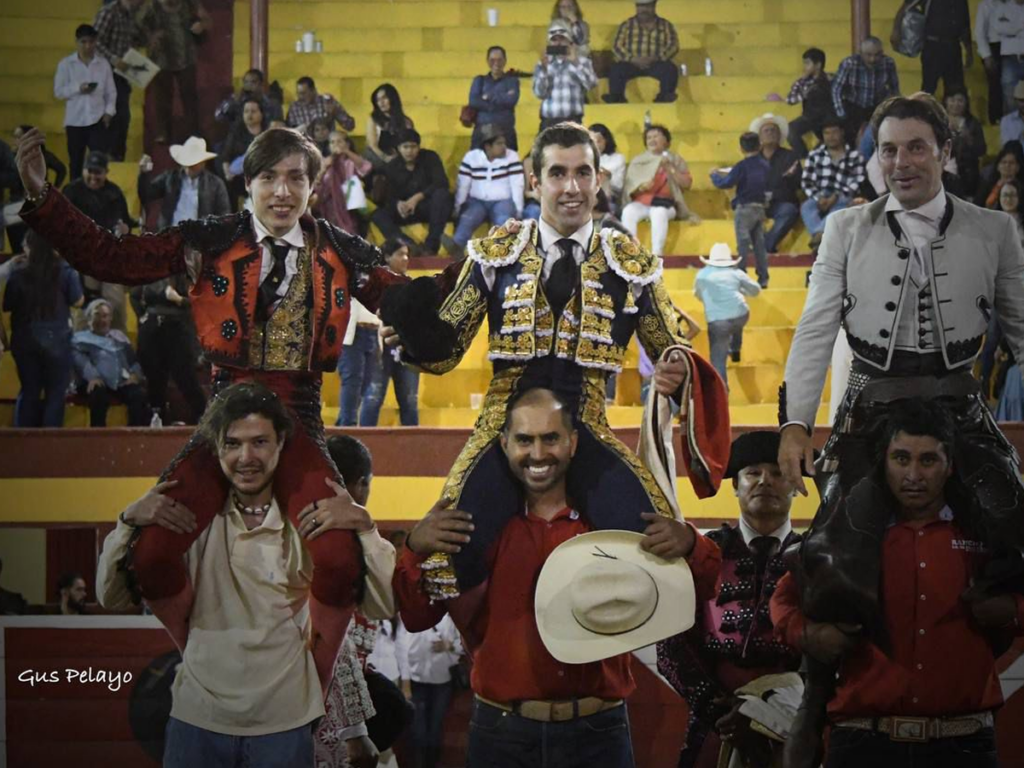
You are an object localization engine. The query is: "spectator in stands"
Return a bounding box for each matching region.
[976,0,1009,123]
[1001,178,1024,241]
[2,229,84,428]
[589,123,625,216]
[371,129,454,256]
[288,76,355,135]
[214,68,283,126]
[711,132,771,288]
[93,0,146,161]
[621,124,699,257]
[532,21,598,129]
[975,140,1024,208]
[552,0,590,56]
[131,273,207,425]
[314,130,372,236]
[335,288,382,427]
[748,114,803,255]
[453,124,525,250]
[54,24,116,182]
[5,127,67,253]
[57,572,88,615]
[1001,80,1024,145]
[603,0,680,104]
[138,137,230,231]
[945,87,986,198]
[695,244,761,387]
[365,83,415,173]
[468,46,521,151]
[404,615,463,768]
[308,117,332,158]
[64,150,133,332]
[768,47,833,159]
[894,0,972,95]
[72,298,149,427]
[998,0,1024,116]
[831,36,900,145]
[0,558,28,615]
[0,140,17,248]
[140,0,210,145]
[219,96,267,206]
[362,241,419,426]
[800,117,867,250]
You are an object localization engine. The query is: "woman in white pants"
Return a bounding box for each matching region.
[621,124,699,256]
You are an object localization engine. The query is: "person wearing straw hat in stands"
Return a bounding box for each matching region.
[393,387,721,768]
[694,243,761,388]
[138,136,230,231]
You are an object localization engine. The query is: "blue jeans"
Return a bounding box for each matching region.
[410,681,452,768]
[825,726,998,768]
[1001,55,1024,116]
[523,201,541,221]
[10,324,72,428]
[163,717,314,768]
[801,195,851,236]
[735,203,768,284]
[455,198,518,246]
[765,200,799,253]
[706,311,749,389]
[361,347,420,426]
[336,326,382,426]
[465,700,634,768]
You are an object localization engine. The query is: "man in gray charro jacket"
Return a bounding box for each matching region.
[776,93,1024,767]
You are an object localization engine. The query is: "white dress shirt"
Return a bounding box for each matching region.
[172,173,200,226]
[367,618,410,682]
[738,516,793,558]
[252,214,303,308]
[402,614,463,685]
[53,52,117,127]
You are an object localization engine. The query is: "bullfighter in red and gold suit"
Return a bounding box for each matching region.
[15,127,404,687]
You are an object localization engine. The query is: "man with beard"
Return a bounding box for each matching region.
[16,126,405,691]
[392,387,722,768]
[773,401,1023,767]
[658,431,804,768]
[97,381,372,766]
[57,572,89,615]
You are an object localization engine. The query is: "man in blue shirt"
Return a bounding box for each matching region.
[711,132,772,288]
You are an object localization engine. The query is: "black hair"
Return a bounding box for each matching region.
[75,24,98,40]
[870,93,952,149]
[244,68,265,84]
[802,47,826,68]
[327,435,373,486]
[23,229,62,322]
[503,387,575,433]
[382,237,409,258]
[297,76,316,90]
[371,83,409,135]
[198,381,294,448]
[942,85,974,119]
[57,571,84,596]
[397,128,421,146]
[645,124,671,145]
[242,126,323,183]
[876,400,956,469]
[587,122,617,155]
[487,45,507,59]
[530,121,600,178]
[739,131,760,153]
[821,114,845,132]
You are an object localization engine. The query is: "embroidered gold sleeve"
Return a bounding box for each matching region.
[418,258,489,375]
[636,277,691,361]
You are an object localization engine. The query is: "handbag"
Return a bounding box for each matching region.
[459,105,478,128]
[891,0,931,58]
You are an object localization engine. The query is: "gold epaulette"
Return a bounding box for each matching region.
[599,228,663,286]
[466,220,536,268]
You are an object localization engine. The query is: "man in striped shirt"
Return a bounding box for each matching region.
[453,124,524,249]
[603,0,680,104]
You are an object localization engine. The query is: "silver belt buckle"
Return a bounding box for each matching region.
[890,716,929,742]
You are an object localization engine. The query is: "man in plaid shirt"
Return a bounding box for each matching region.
[286,76,356,134]
[532,21,597,130]
[94,0,146,161]
[603,0,680,104]
[831,37,900,144]
[800,117,866,249]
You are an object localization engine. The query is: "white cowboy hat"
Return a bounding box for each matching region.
[169,136,218,168]
[535,530,695,664]
[699,242,741,267]
[749,112,789,138]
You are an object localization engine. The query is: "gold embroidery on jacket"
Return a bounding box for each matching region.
[248,246,313,370]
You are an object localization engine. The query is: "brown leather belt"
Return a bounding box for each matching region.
[835,711,993,742]
[475,695,623,723]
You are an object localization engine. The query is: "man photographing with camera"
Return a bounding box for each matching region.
[532,20,597,131]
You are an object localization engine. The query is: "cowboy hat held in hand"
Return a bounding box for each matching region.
[169,136,218,168]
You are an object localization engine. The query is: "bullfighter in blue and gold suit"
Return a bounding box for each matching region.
[385,124,730,598]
